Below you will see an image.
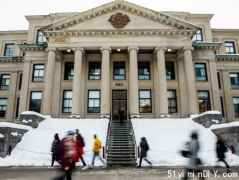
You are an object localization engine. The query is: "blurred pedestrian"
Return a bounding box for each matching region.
[183,131,204,180]
[118,108,124,126]
[137,137,152,168]
[89,135,107,168]
[215,135,231,173]
[49,133,61,169]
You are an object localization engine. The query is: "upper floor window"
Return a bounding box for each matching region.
[138,62,150,80]
[37,30,47,44]
[198,91,211,113]
[233,97,239,117]
[62,90,72,113]
[89,62,101,80]
[16,98,20,118]
[64,62,74,80]
[217,72,221,89]
[230,73,239,89]
[4,44,14,56]
[139,90,152,113]
[114,62,125,80]
[166,62,175,80]
[88,90,100,113]
[167,90,177,113]
[0,98,7,117]
[192,29,203,42]
[32,64,44,82]
[19,74,23,90]
[0,74,10,90]
[195,63,207,81]
[29,92,42,113]
[225,42,235,54]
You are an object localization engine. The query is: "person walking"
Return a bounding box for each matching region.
[89,135,107,168]
[183,131,204,180]
[118,108,124,126]
[49,133,61,169]
[215,135,231,173]
[137,137,152,168]
[75,129,88,170]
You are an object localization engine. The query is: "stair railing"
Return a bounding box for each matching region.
[104,110,111,160]
[128,112,138,159]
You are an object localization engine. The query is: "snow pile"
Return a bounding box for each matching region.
[21,111,49,119]
[132,118,239,166]
[210,121,239,130]
[22,119,33,124]
[11,132,22,137]
[0,122,32,130]
[0,133,4,138]
[190,110,221,119]
[0,118,108,166]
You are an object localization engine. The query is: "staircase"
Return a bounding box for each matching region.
[106,120,137,166]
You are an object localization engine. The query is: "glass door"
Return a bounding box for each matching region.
[112,91,127,120]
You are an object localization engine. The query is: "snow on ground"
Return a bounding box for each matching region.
[132,118,239,167]
[0,118,108,166]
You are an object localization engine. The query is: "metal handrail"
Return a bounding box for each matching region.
[104,111,111,160]
[128,112,138,159]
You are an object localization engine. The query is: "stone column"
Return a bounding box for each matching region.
[155,47,169,117]
[183,46,198,115]
[128,46,140,117]
[100,47,111,118]
[42,48,56,115]
[221,70,234,122]
[7,71,18,122]
[71,47,84,118]
[208,59,221,112]
[19,60,31,115]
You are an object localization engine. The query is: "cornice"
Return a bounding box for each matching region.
[192,41,222,50]
[0,56,24,63]
[216,54,239,61]
[18,43,48,52]
[44,29,196,38]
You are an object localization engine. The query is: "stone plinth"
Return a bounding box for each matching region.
[20,113,45,128]
[192,113,222,128]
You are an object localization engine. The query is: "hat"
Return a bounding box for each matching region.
[67,131,74,136]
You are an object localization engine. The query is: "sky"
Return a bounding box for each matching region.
[0,0,239,31]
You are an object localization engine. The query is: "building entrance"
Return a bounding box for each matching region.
[112,90,127,120]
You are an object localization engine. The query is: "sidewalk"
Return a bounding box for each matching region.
[0,166,238,180]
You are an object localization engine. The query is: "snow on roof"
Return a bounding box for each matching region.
[210,122,239,130]
[0,122,32,130]
[21,111,49,118]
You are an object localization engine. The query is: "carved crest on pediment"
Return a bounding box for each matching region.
[108,12,130,28]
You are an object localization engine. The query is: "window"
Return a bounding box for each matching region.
[138,62,150,80]
[64,62,74,80]
[88,90,100,113]
[220,97,224,117]
[0,99,7,117]
[139,90,152,113]
[230,73,239,89]
[89,62,101,80]
[4,44,14,56]
[195,63,207,81]
[114,62,125,80]
[217,73,221,89]
[225,42,235,54]
[36,30,47,44]
[192,29,203,42]
[16,98,20,118]
[29,92,42,113]
[0,74,10,90]
[166,62,175,80]
[198,91,211,113]
[167,90,177,113]
[19,74,22,90]
[62,91,72,113]
[32,64,44,82]
[233,98,239,117]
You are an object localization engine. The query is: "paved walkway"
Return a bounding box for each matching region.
[0,166,238,180]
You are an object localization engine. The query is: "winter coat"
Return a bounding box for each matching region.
[216,140,227,158]
[76,134,85,147]
[51,139,61,154]
[187,139,200,170]
[93,138,101,152]
[118,110,124,120]
[140,141,149,157]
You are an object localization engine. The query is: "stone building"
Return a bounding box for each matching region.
[0,0,239,122]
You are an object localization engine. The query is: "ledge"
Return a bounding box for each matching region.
[18,43,48,51]
[192,41,222,49]
[216,54,239,61]
[0,56,24,62]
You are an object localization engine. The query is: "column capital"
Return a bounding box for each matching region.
[72,47,85,53]
[207,59,217,62]
[128,46,139,53]
[100,46,111,53]
[46,47,57,52]
[155,46,167,53]
[221,69,228,72]
[183,46,194,52]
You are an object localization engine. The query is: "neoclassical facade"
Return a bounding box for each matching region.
[0,0,239,122]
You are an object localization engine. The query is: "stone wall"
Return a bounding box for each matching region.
[192,113,222,128]
[211,126,239,156]
[0,127,28,158]
[20,114,45,128]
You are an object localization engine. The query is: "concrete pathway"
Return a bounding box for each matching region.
[0,166,238,180]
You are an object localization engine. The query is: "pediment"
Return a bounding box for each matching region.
[42,0,199,38]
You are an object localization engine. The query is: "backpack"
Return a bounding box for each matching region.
[181,141,191,158]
